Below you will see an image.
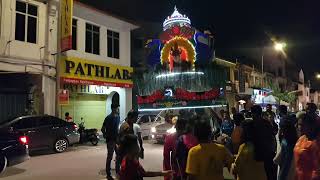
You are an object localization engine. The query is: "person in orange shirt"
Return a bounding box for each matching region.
[294,112,320,180]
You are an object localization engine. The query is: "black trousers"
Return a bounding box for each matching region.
[264,154,277,180]
[106,141,121,176]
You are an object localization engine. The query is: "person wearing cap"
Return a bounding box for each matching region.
[101,104,120,180]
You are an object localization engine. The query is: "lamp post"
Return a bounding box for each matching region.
[261,47,264,87]
[261,41,286,87]
[274,42,286,78]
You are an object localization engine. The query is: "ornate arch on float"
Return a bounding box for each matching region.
[160,37,196,66]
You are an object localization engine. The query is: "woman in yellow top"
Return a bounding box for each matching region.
[232,120,267,180]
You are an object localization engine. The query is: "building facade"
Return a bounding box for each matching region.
[0,0,137,127]
[310,89,320,108]
[59,1,137,128]
[217,57,282,111]
[0,0,58,122]
[296,69,310,110]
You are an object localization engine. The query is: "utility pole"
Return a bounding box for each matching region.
[261,47,264,88]
[55,0,61,117]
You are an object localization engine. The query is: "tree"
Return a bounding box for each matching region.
[269,83,282,104]
[269,82,296,105]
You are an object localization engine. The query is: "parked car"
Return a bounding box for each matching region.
[0,115,80,153]
[137,114,165,139]
[0,131,29,174]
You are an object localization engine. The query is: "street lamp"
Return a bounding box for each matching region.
[261,41,286,87]
[316,74,320,79]
[274,42,286,52]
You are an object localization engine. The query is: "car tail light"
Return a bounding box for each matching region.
[19,136,28,145]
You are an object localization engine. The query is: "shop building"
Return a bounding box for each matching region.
[310,89,320,108]
[0,0,58,122]
[59,1,137,128]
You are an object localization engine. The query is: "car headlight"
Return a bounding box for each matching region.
[151,127,157,133]
[166,126,176,134]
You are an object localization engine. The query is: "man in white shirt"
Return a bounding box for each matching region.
[133,122,144,159]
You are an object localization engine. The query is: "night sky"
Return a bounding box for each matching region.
[81,0,320,88]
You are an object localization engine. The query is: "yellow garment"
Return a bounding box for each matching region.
[232,143,267,180]
[231,126,243,153]
[186,143,233,180]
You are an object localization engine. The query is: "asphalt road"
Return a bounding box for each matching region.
[0,141,234,180]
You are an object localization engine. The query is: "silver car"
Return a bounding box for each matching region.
[137,114,165,139]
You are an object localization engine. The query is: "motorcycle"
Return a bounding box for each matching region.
[78,120,99,146]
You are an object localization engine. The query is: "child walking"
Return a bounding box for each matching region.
[119,134,172,180]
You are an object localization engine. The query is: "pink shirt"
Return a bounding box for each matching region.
[163,133,177,180]
[163,133,198,180]
[183,133,199,149]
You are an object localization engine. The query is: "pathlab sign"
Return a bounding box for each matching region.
[61,0,73,52]
[60,56,133,88]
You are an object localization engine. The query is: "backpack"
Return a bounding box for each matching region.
[171,135,189,179]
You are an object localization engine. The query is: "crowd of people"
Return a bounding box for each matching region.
[101,104,172,180]
[101,103,320,180]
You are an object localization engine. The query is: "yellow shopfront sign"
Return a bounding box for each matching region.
[61,0,73,51]
[60,56,133,88]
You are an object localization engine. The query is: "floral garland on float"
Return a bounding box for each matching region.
[137,88,220,104]
[161,37,196,71]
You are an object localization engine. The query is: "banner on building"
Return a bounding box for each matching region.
[61,0,73,52]
[59,89,69,105]
[60,56,134,88]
